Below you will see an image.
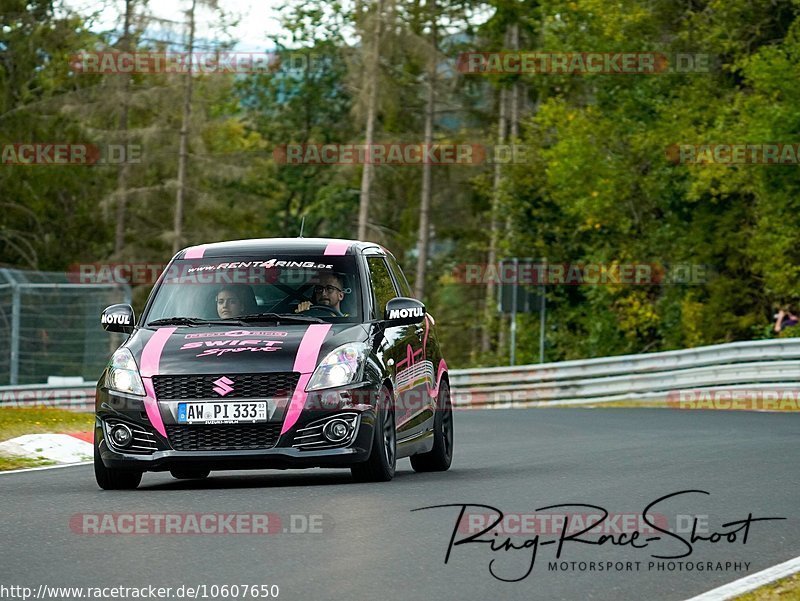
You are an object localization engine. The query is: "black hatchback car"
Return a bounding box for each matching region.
[94,238,453,489]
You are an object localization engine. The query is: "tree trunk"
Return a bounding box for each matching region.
[357,0,384,241]
[480,84,507,354]
[173,0,196,255]
[509,23,520,140]
[114,0,133,256]
[414,8,436,300]
[498,23,521,357]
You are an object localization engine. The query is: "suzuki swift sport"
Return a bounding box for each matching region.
[94,238,453,489]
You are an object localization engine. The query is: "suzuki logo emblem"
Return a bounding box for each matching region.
[212,376,234,396]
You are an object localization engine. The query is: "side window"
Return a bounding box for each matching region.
[367,257,398,317]
[386,254,413,298]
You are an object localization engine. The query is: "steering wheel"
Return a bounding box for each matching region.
[304,304,343,317]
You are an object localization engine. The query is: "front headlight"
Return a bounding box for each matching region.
[306,343,368,391]
[105,348,145,396]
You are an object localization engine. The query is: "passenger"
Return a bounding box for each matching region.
[215,285,258,318]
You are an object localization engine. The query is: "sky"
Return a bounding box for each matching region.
[65,0,291,50]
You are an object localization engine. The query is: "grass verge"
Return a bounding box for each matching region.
[553,400,672,409]
[0,455,57,471]
[547,400,800,410]
[0,407,93,471]
[0,407,94,443]
[734,571,800,600]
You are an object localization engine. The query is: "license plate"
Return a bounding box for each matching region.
[177,401,268,424]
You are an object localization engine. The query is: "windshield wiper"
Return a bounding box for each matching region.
[233,312,324,324]
[147,317,223,327]
[148,314,325,327]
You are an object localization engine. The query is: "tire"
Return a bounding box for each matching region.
[94,435,143,490]
[410,379,453,473]
[351,386,396,482]
[170,468,211,480]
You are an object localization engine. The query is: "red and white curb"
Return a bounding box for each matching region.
[0,432,93,465]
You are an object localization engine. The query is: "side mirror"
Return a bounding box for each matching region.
[384,297,426,325]
[101,304,135,334]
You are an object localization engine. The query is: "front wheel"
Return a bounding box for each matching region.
[94,434,143,490]
[410,379,453,472]
[351,386,396,482]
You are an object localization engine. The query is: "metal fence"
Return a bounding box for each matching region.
[449,338,800,407]
[0,269,130,386]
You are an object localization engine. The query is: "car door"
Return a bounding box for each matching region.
[384,253,436,437]
[365,254,427,441]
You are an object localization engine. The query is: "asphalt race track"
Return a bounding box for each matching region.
[2,408,799,601]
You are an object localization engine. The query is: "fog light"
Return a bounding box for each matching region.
[323,419,350,442]
[110,424,133,448]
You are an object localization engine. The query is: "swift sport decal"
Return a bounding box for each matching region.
[180,340,284,350]
[139,327,177,438]
[179,338,285,358]
[280,324,332,435]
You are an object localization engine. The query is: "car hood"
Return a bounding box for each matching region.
[125,322,369,376]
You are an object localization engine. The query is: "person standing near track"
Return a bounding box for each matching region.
[773,306,799,334]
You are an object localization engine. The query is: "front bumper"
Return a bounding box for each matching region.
[95,383,379,472]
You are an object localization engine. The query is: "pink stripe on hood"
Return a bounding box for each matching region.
[281,324,332,434]
[323,241,350,256]
[138,327,176,437]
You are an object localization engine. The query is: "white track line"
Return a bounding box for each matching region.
[684,554,800,601]
[0,461,92,475]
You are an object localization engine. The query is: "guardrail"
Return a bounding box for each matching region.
[2,338,798,412]
[448,338,800,408]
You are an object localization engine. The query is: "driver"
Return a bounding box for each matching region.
[295,272,346,316]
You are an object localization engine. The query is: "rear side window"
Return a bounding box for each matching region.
[386,254,413,298]
[367,257,398,318]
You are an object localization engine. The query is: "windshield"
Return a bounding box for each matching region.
[143,255,362,325]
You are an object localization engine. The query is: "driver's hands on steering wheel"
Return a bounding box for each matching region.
[295,301,313,313]
[295,301,343,316]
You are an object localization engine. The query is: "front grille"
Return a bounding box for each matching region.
[152,373,299,400]
[166,423,282,451]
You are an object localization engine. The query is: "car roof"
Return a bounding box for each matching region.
[176,238,387,260]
